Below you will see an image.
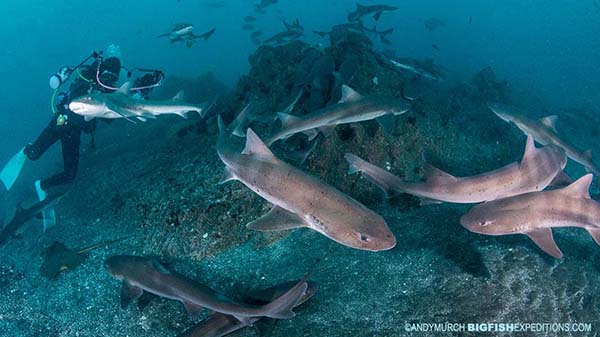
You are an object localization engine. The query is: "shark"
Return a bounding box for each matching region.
[263,29,303,45]
[255,0,277,13]
[217,117,396,251]
[158,23,194,40]
[0,192,65,246]
[386,58,445,82]
[347,3,398,22]
[460,174,600,258]
[489,102,600,179]
[104,255,310,322]
[345,136,569,204]
[264,85,410,146]
[179,280,318,337]
[69,82,208,123]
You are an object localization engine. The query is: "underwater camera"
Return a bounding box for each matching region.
[49,51,102,89]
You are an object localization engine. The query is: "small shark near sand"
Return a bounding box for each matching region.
[265,85,410,145]
[105,255,310,322]
[461,174,600,258]
[217,117,396,251]
[69,82,209,123]
[0,192,65,246]
[179,280,318,337]
[345,136,569,204]
[347,3,398,22]
[489,103,600,179]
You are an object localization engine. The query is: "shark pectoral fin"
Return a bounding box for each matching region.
[376,114,397,134]
[253,319,277,337]
[242,129,278,162]
[247,206,306,232]
[587,229,600,246]
[318,125,335,138]
[136,117,147,122]
[539,115,558,132]
[120,281,144,308]
[373,11,382,21]
[219,167,237,184]
[423,163,458,185]
[561,174,592,199]
[183,301,203,316]
[338,85,362,103]
[138,111,157,119]
[108,105,137,124]
[84,115,95,122]
[302,129,319,141]
[549,171,573,188]
[137,292,158,311]
[526,229,563,258]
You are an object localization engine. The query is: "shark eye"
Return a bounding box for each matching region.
[358,233,370,242]
[479,221,493,227]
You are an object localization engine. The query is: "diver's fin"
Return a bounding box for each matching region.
[42,207,56,232]
[0,148,27,191]
[120,281,144,309]
[246,206,306,231]
[35,180,47,202]
[526,228,562,258]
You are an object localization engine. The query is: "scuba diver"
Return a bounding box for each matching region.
[0,44,163,229]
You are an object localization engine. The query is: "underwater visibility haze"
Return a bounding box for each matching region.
[1,0,600,336]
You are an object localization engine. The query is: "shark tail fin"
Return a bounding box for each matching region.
[260,269,312,320]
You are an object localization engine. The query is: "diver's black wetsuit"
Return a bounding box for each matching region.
[24,59,120,191]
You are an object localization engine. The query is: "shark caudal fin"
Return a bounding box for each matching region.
[259,269,312,320]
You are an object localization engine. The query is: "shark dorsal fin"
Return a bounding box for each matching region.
[243,129,277,161]
[584,149,592,160]
[423,163,457,185]
[117,82,131,95]
[560,174,592,199]
[527,228,563,258]
[521,135,537,164]
[539,115,558,132]
[339,85,362,103]
[277,112,302,128]
[172,90,185,101]
[150,259,170,274]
